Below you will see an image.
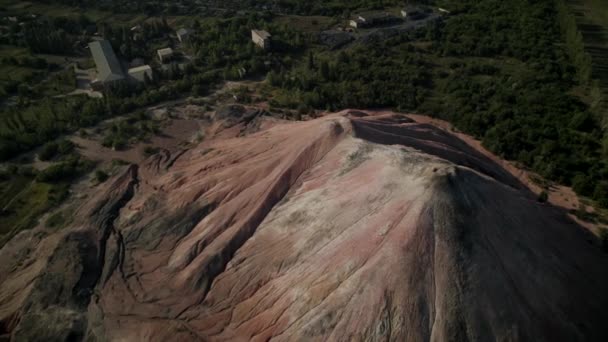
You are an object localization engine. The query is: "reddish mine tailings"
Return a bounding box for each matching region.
[1,109,608,341]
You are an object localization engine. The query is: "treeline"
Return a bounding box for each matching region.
[21,16,93,54]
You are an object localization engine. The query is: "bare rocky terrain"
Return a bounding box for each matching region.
[1,109,607,341]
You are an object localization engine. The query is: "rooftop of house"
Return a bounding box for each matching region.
[252,29,271,39]
[88,40,125,82]
[157,47,174,56]
[128,65,152,74]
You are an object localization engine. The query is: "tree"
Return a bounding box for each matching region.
[572,173,594,196]
[308,51,315,70]
[537,190,549,203]
[594,182,608,208]
[94,170,109,183]
[320,61,330,80]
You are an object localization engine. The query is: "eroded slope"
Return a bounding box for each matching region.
[1,111,607,341]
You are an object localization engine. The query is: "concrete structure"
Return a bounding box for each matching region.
[349,19,364,29]
[251,29,271,49]
[438,7,451,15]
[157,47,174,63]
[88,40,125,86]
[128,65,153,83]
[177,28,193,43]
[349,12,398,28]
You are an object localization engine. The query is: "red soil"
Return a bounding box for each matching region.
[1,109,607,341]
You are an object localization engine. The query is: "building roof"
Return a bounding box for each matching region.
[157,47,174,56]
[88,40,125,82]
[128,65,152,74]
[128,65,152,82]
[252,29,271,39]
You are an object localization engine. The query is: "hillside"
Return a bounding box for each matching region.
[1,109,607,341]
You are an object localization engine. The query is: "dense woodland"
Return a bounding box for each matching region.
[269,0,608,207]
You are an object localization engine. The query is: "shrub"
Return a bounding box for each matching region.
[39,139,74,161]
[111,159,129,167]
[57,139,75,155]
[593,182,608,208]
[38,142,59,161]
[538,190,549,203]
[572,173,595,196]
[600,228,608,252]
[0,168,10,181]
[37,156,93,183]
[94,170,109,183]
[143,146,160,156]
[102,135,127,150]
[45,209,72,229]
[48,184,70,204]
[18,166,37,177]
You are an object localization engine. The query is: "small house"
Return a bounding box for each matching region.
[128,65,153,83]
[251,29,271,49]
[438,8,451,15]
[349,19,364,28]
[157,47,174,63]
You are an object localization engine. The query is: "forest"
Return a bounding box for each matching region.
[268,0,608,208]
